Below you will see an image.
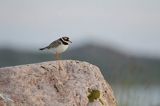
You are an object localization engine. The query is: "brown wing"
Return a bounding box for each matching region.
[47,39,61,49]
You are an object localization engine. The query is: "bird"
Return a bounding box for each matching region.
[39,36,72,60]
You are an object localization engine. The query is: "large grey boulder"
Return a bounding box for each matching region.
[0,60,117,106]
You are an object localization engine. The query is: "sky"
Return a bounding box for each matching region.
[0,0,160,57]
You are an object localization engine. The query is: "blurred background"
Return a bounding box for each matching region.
[0,0,160,106]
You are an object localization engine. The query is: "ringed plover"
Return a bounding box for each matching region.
[39,36,72,59]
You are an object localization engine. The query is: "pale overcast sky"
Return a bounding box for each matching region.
[0,0,160,57]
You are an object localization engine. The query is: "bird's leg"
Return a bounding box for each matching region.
[58,53,61,60]
[58,54,63,70]
[55,52,58,60]
[54,53,56,60]
[54,53,62,70]
[55,53,61,60]
[58,61,63,70]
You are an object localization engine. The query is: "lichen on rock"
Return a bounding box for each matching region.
[87,89,104,105]
[88,89,101,102]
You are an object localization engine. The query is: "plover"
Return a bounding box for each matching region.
[39,36,72,60]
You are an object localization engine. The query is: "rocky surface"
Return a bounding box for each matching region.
[0,60,117,106]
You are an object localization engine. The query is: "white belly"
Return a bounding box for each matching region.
[49,44,69,54]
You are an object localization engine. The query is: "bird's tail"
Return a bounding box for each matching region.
[39,47,47,50]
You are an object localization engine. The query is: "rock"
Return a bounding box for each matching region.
[0,60,117,106]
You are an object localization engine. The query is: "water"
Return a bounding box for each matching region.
[112,85,160,106]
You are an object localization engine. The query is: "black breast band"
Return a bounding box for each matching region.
[60,38,68,45]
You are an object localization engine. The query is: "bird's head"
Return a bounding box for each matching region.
[62,36,72,43]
